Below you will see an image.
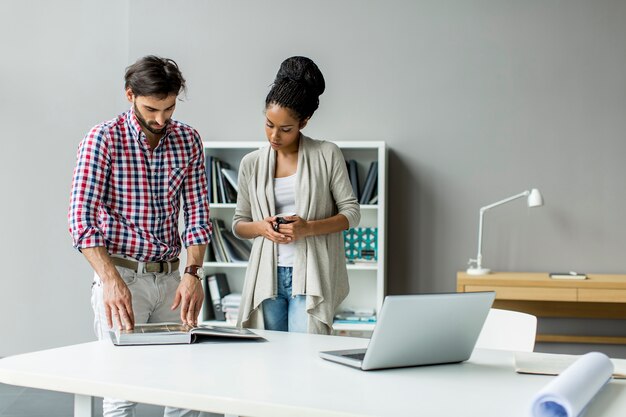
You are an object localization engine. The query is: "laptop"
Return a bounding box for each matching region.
[319,292,495,370]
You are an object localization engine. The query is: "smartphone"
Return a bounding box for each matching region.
[273,214,295,232]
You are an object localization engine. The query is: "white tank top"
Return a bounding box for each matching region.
[274,174,296,266]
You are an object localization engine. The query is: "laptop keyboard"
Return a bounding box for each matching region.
[344,352,366,360]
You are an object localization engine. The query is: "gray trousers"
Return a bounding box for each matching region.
[91,264,200,417]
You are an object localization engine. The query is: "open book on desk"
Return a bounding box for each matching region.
[515,351,626,379]
[110,323,262,346]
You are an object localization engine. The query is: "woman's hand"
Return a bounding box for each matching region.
[277,215,310,241]
[259,216,292,244]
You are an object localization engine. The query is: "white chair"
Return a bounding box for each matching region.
[475,308,537,352]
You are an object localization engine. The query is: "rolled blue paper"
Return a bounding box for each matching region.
[531,352,614,417]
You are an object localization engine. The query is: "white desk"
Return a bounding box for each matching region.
[1,330,626,417]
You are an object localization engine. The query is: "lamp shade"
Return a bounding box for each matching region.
[527,188,544,208]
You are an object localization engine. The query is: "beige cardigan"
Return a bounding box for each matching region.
[232,135,361,334]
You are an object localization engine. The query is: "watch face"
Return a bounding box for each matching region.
[196,266,206,279]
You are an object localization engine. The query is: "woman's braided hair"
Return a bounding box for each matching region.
[265,56,325,122]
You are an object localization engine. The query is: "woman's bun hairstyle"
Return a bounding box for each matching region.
[265,56,325,121]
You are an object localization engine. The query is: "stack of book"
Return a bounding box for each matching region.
[206,155,238,204]
[333,309,377,325]
[222,293,242,325]
[206,218,252,263]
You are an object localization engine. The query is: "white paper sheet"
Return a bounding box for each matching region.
[530,352,614,417]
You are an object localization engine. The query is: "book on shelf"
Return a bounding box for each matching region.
[549,272,587,280]
[206,273,231,321]
[207,220,222,262]
[205,155,213,203]
[206,230,222,262]
[222,176,237,204]
[208,218,250,263]
[221,167,239,193]
[218,161,237,204]
[209,156,217,203]
[201,271,215,321]
[359,161,378,204]
[205,237,216,262]
[208,218,230,262]
[216,159,228,203]
[212,218,229,262]
[221,230,251,263]
[207,156,238,204]
[110,323,262,346]
[346,159,360,200]
[221,237,246,263]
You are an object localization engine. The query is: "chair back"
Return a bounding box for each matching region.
[475,308,537,352]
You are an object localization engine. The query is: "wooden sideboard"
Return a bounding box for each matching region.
[457,272,626,345]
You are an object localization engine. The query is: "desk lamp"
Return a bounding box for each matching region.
[467,188,544,275]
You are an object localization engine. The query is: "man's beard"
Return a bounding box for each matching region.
[134,102,169,135]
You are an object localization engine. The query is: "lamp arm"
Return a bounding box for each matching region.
[474,209,485,269]
[479,191,529,212]
[472,190,530,270]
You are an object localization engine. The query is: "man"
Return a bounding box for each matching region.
[68,55,211,417]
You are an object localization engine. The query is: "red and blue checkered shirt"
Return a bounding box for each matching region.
[68,107,212,262]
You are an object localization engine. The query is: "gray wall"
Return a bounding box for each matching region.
[2,0,625,356]
[0,0,128,356]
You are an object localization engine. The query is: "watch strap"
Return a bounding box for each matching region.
[184,265,203,280]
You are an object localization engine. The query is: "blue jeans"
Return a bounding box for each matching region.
[262,266,307,333]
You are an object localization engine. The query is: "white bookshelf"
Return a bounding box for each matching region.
[201,141,387,336]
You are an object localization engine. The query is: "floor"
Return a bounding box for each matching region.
[0,384,219,417]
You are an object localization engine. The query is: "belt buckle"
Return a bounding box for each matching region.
[145,262,164,273]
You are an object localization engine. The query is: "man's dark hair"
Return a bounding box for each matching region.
[124,55,186,99]
[265,56,325,121]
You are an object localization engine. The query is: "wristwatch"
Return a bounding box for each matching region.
[184,265,205,281]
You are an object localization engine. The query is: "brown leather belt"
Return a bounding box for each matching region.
[111,257,180,274]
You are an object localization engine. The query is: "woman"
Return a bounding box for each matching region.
[232,56,361,334]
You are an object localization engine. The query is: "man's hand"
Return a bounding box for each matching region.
[172,274,204,326]
[102,275,135,330]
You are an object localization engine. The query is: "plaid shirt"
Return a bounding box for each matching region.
[68,107,211,262]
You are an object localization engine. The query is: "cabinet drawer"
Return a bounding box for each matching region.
[464,285,577,301]
[579,289,626,303]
